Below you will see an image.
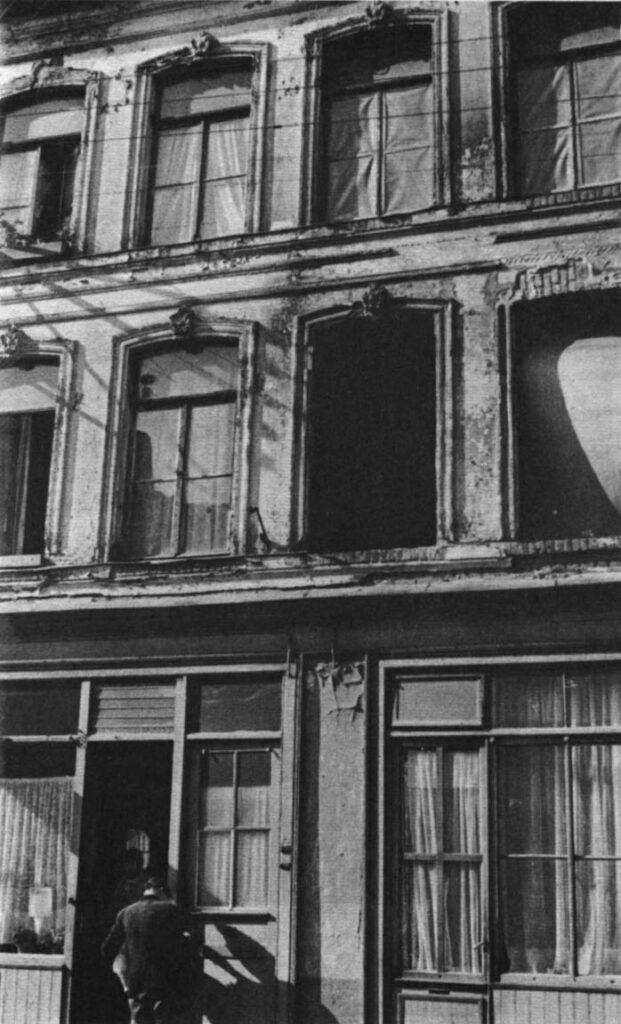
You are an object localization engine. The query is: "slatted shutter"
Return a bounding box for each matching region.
[90,683,175,735]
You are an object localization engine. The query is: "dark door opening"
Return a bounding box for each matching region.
[72,742,172,1024]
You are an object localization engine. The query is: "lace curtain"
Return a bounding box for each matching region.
[0,777,73,949]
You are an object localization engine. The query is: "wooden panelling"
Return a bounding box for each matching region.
[399,993,485,1024]
[494,988,621,1024]
[91,683,175,733]
[0,965,63,1024]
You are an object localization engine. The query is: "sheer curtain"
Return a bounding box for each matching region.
[0,777,73,947]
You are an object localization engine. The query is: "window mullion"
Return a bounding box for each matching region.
[565,737,577,979]
[436,745,444,973]
[569,57,580,189]
[378,88,385,217]
[173,404,188,555]
[15,415,32,553]
[195,119,209,240]
[231,748,239,909]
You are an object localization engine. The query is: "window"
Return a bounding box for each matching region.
[0,359,58,557]
[125,341,242,559]
[305,307,437,552]
[508,3,621,196]
[512,290,621,541]
[317,23,436,222]
[387,662,621,995]
[0,93,83,248]
[148,64,252,245]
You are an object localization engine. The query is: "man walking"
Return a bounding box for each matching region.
[102,875,196,1024]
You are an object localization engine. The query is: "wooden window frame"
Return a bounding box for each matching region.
[101,317,257,563]
[123,42,269,251]
[300,10,450,228]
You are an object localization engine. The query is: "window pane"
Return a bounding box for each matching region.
[0,149,37,234]
[237,751,270,826]
[150,124,202,245]
[403,749,438,854]
[0,362,58,415]
[129,480,176,558]
[235,832,269,906]
[197,832,230,906]
[576,859,621,975]
[500,859,570,974]
[200,176,246,239]
[578,118,621,187]
[570,666,621,726]
[403,862,438,972]
[0,683,80,736]
[384,83,434,214]
[394,676,482,727]
[34,138,78,242]
[133,408,180,482]
[444,750,480,854]
[573,745,621,857]
[136,346,237,401]
[160,68,252,119]
[516,65,572,193]
[325,93,379,221]
[199,751,233,828]
[184,477,232,554]
[195,678,281,732]
[444,864,482,974]
[576,51,621,123]
[493,669,564,726]
[187,402,235,478]
[499,746,566,855]
[0,415,23,555]
[2,96,83,145]
[0,409,54,557]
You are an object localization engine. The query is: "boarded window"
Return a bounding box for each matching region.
[306,308,436,552]
[509,3,621,195]
[319,25,435,222]
[0,360,58,556]
[0,94,82,241]
[126,343,239,558]
[514,291,621,540]
[149,65,252,245]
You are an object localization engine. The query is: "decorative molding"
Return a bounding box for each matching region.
[169,303,198,340]
[140,32,222,74]
[314,659,366,713]
[190,30,219,59]
[0,322,31,364]
[350,283,394,321]
[365,1,394,28]
[501,257,621,304]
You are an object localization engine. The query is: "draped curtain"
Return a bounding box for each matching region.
[0,777,73,947]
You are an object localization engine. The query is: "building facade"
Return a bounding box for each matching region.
[1,1,621,1022]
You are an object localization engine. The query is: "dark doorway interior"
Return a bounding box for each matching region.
[72,742,172,1024]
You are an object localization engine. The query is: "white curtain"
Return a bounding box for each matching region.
[200,115,249,238]
[0,777,73,947]
[151,124,202,245]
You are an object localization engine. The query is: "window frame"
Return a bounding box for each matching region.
[301,10,450,228]
[0,337,75,568]
[123,41,269,252]
[496,2,621,203]
[294,299,454,554]
[378,656,621,1024]
[101,317,257,563]
[0,69,100,258]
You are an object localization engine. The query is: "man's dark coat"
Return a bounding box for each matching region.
[101,894,192,999]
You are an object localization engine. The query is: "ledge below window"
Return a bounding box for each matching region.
[0,952,64,968]
[0,554,44,569]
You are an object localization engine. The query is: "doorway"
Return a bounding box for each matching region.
[72,742,172,1024]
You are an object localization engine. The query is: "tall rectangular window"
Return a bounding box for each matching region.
[0,360,58,556]
[149,66,252,245]
[509,3,621,195]
[126,342,239,558]
[319,25,435,222]
[306,307,437,552]
[0,95,83,244]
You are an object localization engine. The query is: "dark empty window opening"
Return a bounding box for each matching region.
[508,2,621,196]
[319,24,435,223]
[0,360,58,557]
[306,308,437,552]
[514,290,621,541]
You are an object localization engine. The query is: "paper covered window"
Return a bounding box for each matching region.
[149,66,252,245]
[0,94,82,245]
[0,360,58,556]
[126,343,239,558]
[509,3,621,195]
[319,25,435,222]
[513,291,621,541]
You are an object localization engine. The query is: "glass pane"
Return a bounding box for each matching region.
[578,117,621,187]
[160,68,252,119]
[200,176,246,238]
[0,149,37,234]
[499,745,567,855]
[576,859,621,974]
[0,362,58,415]
[154,124,202,187]
[444,750,480,854]
[2,96,83,145]
[570,666,621,725]
[573,744,621,856]
[493,670,564,727]
[403,862,438,972]
[235,832,269,906]
[403,749,438,854]
[199,751,234,828]
[184,476,232,554]
[187,402,235,478]
[576,51,621,122]
[0,683,80,736]
[394,676,482,726]
[151,182,197,247]
[129,480,176,558]
[133,408,180,482]
[197,832,230,906]
[0,416,22,556]
[237,751,270,826]
[384,84,434,213]
[325,93,379,221]
[205,116,249,181]
[444,863,482,974]
[517,64,572,193]
[195,678,281,732]
[500,859,570,973]
[136,346,237,401]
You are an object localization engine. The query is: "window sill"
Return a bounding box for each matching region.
[498,974,621,991]
[0,953,64,968]
[0,554,43,569]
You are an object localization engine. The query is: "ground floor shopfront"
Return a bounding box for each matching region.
[2,583,621,1024]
